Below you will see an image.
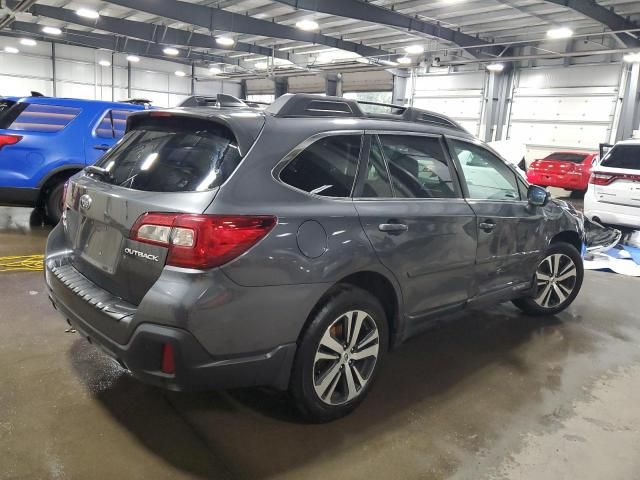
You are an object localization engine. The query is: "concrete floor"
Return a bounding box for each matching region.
[1,201,640,480]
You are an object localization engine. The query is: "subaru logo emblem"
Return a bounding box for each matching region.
[79,194,92,210]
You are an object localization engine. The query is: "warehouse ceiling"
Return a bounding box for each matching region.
[1,0,639,78]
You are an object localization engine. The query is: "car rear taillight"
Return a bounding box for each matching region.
[590,172,640,186]
[0,134,22,150]
[131,213,277,269]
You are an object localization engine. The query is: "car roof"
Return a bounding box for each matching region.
[546,151,595,155]
[13,96,146,109]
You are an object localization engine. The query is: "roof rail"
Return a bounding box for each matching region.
[266,93,465,131]
[177,94,248,108]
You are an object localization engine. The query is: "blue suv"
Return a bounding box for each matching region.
[0,96,146,223]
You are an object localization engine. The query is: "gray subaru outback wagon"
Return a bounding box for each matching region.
[45,93,585,422]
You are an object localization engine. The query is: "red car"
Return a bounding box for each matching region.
[527,151,598,192]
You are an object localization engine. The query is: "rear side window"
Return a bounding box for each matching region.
[95,109,133,139]
[280,135,362,197]
[0,100,16,116]
[361,137,393,198]
[600,145,640,170]
[544,152,587,163]
[378,135,458,199]
[94,116,242,192]
[0,103,81,132]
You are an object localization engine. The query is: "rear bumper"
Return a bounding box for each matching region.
[46,265,297,391]
[44,221,301,391]
[0,186,39,207]
[584,190,640,229]
[526,172,588,191]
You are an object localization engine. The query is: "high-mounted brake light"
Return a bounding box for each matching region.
[131,213,277,269]
[590,172,640,186]
[0,134,22,150]
[149,111,172,117]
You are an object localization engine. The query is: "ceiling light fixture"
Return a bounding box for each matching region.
[209,66,223,75]
[623,52,640,63]
[397,56,412,65]
[405,44,425,55]
[547,27,573,39]
[163,47,179,56]
[486,62,505,72]
[126,55,140,62]
[20,38,37,46]
[3,46,19,54]
[174,70,186,77]
[76,8,100,19]
[42,26,62,35]
[296,19,319,31]
[216,36,235,46]
[98,59,111,67]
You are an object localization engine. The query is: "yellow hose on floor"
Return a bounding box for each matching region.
[0,255,44,272]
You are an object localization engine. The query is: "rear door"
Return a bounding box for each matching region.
[64,114,248,305]
[592,144,640,207]
[353,133,477,319]
[446,138,544,298]
[86,108,137,164]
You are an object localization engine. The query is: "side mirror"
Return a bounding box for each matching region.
[527,185,549,207]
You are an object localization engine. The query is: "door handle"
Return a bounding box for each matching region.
[479,220,496,233]
[378,223,408,233]
[93,144,110,151]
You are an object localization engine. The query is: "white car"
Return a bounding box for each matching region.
[585,139,640,228]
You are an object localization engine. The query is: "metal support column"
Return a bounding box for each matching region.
[482,69,513,142]
[127,61,132,98]
[51,42,57,96]
[391,69,410,105]
[111,51,115,101]
[325,73,342,97]
[240,79,248,100]
[191,62,195,95]
[274,76,288,98]
[616,62,640,141]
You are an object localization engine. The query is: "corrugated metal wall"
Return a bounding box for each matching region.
[412,71,486,137]
[0,41,241,107]
[507,64,622,161]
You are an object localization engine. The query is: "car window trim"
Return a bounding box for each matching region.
[271,129,366,202]
[444,135,528,203]
[354,130,463,200]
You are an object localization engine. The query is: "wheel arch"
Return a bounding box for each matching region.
[37,165,84,203]
[301,270,403,350]
[549,230,582,252]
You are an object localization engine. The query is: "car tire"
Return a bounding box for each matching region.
[289,285,388,423]
[513,242,584,316]
[44,181,65,225]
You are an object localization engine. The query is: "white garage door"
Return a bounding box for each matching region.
[508,64,622,162]
[412,72,486,136]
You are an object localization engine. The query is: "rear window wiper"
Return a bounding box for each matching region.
[85,165,114,182]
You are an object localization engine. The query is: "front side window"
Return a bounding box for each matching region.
[280,135,362,197]
[378,135,457,199]
[96,109,133,139]
[0,103,81,133]
[600,145,640,170]
[450,140,520,201]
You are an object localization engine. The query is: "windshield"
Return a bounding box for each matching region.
[94,117,242,192]
[600,145,640,170]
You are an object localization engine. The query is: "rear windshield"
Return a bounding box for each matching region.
[93,116,242,192]
[0,103,81,132]
[600,145,640,170]
[0,99,16,116]
[544,153,587,163]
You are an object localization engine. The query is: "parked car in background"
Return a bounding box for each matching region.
[527,151,598,193]
[45,94,585,422]
[585,140,640,228]
[0,96,147,224]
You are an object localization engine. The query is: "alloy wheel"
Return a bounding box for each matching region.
[313,310,380,406]
[534,253,577,308]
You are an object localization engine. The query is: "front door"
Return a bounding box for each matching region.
[447,138,545,298]
[354,133,477,320]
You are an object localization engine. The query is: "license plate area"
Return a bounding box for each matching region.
[77,220,123,274]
